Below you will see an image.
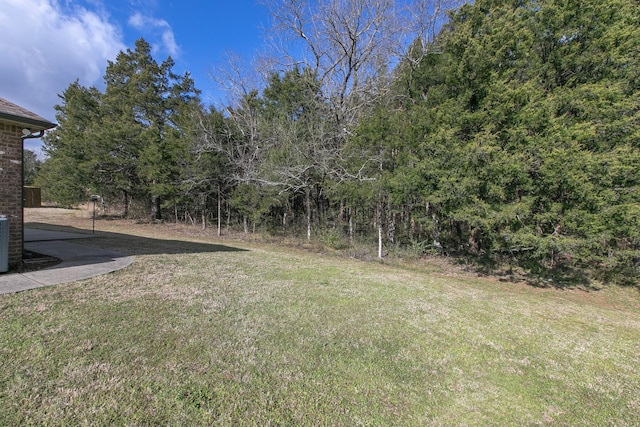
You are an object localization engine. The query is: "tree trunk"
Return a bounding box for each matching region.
[469,228,479,255]
[410,217,416,242]
[217,185,222,237]
[432,212,441,251]
[305,187,312,240]
[151,195,161,220]
[348,206,354,245]
[122,190,130,218]
[387,198,396,245]
[427,201,442,252]
[200,193,207,230]
[377,199,383,258]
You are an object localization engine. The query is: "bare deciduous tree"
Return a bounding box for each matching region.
[260,0,462,120]
[202,0,465,244]
[261,0,400,124]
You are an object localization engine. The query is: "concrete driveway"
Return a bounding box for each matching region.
[0,228,134,294]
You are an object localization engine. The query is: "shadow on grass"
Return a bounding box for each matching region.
[468,254,640,291]
[24,222,248,258]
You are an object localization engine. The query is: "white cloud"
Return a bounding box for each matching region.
[128,11,179,57]
[0,0,183,154]
[0,0,126,153]
[128,11,145,29]
[0,0,125,125]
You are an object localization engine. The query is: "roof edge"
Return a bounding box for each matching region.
[0,112,57,131]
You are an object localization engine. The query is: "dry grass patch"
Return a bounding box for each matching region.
[0,208,638,425]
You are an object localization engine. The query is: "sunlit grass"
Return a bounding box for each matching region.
[1,209,639,425]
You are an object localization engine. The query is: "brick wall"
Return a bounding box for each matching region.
[0,122,23,270]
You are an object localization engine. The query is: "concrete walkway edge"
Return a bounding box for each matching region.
[0,231,134,294]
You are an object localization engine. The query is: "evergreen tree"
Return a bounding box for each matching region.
[23,149,41,186]
[99,38,200,218]
[42,38,200,217]
[39,81,103,205]
[373,0,640,282]
[259,67,329,239]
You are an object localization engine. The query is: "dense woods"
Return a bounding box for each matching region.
[36,0,640,285]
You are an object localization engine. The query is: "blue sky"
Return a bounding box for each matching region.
[0,0,270,152]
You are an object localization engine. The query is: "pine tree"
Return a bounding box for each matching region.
[99,38,200,218]
[39,81,103,205]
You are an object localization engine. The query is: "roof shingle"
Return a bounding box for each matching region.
[0,97,56,131]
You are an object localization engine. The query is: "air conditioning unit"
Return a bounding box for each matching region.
[0,215,8,273]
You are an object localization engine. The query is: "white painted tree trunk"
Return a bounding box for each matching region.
[217,185,222,237]
[306,188,312,240]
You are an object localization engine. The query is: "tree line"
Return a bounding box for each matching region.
[36,0,640,285]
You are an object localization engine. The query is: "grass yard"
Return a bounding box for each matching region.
[1,208,639,425]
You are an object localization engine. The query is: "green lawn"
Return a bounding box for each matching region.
[2,212,639,425]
